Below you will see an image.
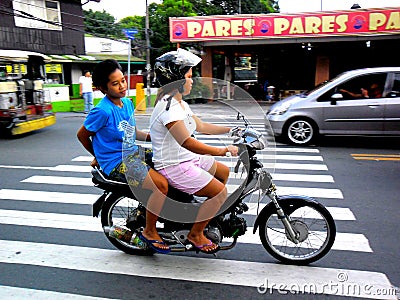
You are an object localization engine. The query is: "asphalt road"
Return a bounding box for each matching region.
[0,101,399,299]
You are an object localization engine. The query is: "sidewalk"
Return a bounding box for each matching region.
[58,99,275,119]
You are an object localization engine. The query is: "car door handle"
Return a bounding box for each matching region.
[368,104,381,108]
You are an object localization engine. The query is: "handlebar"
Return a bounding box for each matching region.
[229,113,266,151]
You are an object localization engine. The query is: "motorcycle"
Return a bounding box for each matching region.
[91,113,336,265]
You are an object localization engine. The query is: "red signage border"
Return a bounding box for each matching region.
[170,7,400,42]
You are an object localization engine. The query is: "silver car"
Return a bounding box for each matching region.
[266,67,400,145]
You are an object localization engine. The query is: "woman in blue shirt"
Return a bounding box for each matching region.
[77,59,170,254]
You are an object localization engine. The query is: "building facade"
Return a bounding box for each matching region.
[0,0,85,54]
[170,7,400,100]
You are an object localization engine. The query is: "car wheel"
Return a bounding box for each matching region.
[285,119,317,145]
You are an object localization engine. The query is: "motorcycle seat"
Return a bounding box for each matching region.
[91,167,194,203]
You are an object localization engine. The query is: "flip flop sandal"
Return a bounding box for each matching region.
[138,233,171,254]
[186,239,220,254]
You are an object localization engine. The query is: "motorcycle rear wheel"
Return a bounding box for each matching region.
[101,193,154,255]
[258,198,336,265]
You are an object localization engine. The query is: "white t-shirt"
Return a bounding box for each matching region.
[79,76,93,93]
[150,96,197,170]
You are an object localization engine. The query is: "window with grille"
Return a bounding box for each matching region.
[13,0,62,31]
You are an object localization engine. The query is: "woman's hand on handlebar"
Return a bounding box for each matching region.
[229,126,242,137]
[226,145,239,157]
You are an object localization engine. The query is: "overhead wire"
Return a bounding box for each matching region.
[0,1,162,53]
[0,1,124,37]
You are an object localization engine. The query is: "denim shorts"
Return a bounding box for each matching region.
[109,147,153,187]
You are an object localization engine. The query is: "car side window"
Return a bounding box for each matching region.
[387,72,400,98]
[318,73,387,102]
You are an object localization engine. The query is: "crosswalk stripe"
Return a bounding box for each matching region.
[245,203,356,220]
[72,157,329,170]
[72,156,94,162]
[267,173,334,183]
[0,163,334,183]
[204,153,324,161]
[0,189,353,220]
[0,189,98,204]
[229,172,335,183]
[0,161,335,183]
[71,145,321,164]
[0,209,101,231]
[0,209,366,252]
[255,162,328,170]
[21,175,93,186]
[0,286,116,300]
[226,184,343,199]
[20,175,342,199]
[0,161,329,172]
[0,240,391,298]
[50,164,92,172]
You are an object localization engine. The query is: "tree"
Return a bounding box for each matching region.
[148,0,197,60]
[83,9,122,38]
[190,0,279,15]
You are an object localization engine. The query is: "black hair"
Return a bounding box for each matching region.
[92,59,122,91]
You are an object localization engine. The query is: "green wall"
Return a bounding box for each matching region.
[52,95,156,113]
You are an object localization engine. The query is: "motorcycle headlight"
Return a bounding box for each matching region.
[268,102,291,115]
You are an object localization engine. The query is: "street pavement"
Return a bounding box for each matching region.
[0,101,398,299]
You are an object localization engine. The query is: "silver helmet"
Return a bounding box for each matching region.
[153,48,201,87]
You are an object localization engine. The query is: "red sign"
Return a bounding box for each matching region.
[170,7,400,42]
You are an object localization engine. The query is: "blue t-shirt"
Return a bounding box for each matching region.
[84,96,137,175]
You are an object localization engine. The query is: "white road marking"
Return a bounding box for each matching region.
[0,189,98,204]
[0,189,352,220]
[245,204,356,220]
[20,175,342,199]
[0,209,366,252]
[0,240,392,298]
[0,286,116,300]
[0,162,335,183]
[226,184,343,199]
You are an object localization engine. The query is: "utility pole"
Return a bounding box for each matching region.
[145,0,151,106]
[127,39,131,96]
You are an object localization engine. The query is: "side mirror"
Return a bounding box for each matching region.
[331,93,343,105]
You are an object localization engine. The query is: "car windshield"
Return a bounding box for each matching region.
[302,75,342,96]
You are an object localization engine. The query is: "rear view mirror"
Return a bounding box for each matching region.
[331,93,343,99]
[330,93,343,105]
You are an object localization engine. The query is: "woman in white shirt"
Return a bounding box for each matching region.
[150,49,238,254]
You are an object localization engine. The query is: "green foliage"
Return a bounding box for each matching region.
[148,0,198,59]
[83,9,122,38]
[195,0,279,15]
[118,16,145,40]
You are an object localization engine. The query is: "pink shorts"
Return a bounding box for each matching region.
[158,156,215,194]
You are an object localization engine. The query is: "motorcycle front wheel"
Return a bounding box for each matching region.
[101,193,154,255]
[258,197,336,265]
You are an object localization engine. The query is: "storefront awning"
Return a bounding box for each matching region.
[0,50,51,62]
[48,54,98,62]
[88,53,146,64]
[48,54,145,64]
